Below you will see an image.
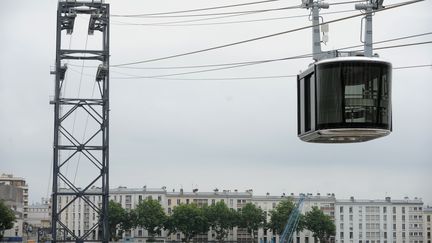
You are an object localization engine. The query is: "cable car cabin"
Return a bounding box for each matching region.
[297,57,392,143]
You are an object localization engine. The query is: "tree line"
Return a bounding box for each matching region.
[109,198,335,243]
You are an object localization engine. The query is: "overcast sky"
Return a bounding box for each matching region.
[0,0,431,206]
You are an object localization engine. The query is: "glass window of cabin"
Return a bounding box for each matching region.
[316,61,391,129]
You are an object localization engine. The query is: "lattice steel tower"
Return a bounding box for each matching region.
[51,1,109,242]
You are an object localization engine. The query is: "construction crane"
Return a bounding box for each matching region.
[279,196,305,243]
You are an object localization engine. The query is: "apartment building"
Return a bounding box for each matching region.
[0,173,29,219]
[27,198,51,228]
[335,196,424,243]
[253,192,336,243]
[424,207,432,243]
[165,188,254,242]
[0,173,29,239]
[57,187,427,243]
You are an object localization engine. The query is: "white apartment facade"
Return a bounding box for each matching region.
[424,207,432,243]
[335,197,424,243]
[27,198,51,229]
[57,187,428,243]
[253,193,336,243]
[0,173,29,239]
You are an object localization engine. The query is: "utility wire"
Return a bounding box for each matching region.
[141,64,432,81]
[112,9,357,27]
[112,5,301,18]
[111,0,285,17]
[109,31,432,70]
[108,40,432,79]
[108,63,431,81]
[111,0,360,18]
[68,31,432,71]
[112,11,256,26]
[110,0,424,67]
[393,64,432,70]
[328,0,364,5]
[72,33,90,185]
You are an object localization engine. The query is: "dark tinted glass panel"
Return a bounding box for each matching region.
[316,61,391,129]
[304,75,311,132]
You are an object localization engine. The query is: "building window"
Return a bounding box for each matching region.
[349,207,353,213]
[402,207,405,214]
[186,199,190,204]
[393,207,396,214]
[158,196,162,202]
[340,215,344,221]
[340,232,344,238]
[383,206,387,213]
[340,206,344,213]
[168,199,171,206]
[349,232,353,239]
[393,224,396,230]
[402,215,405,221]
[177,199,181,205]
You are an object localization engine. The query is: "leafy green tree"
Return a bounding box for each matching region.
[165,203,208,242]
[268,199,306,236]
[238,203,266,240]
[268,199,295,235]
[204,201,238,242]
[135,199,167,240]
[108,200,132,241]
[0,200,15,240]
[304,206,335,243]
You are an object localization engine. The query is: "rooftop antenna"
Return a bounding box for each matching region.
[355,0,385,57]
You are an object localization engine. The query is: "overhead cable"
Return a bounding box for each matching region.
[112,10,357,27]
[112,5,301,18]
[68,31,432,70]
[111,0,284,17]
[109,63,432,81]
[110,31,432,70]
[393,64,432,70]
[110,0,424,67]
[143,64,432,81]
[109,40,432,79]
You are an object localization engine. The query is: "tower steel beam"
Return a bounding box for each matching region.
[51,1,109,243]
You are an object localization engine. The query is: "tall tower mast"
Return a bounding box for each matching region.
[51,1,109,242]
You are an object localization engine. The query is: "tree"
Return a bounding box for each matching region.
[135,199,167,240]
[268,199,296,235]
[165,203,208,242]
[238,203,266,240]
[204,201,238,242]
[108,200,133,241]
[0,200,15,240]
[303,206,335,243]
